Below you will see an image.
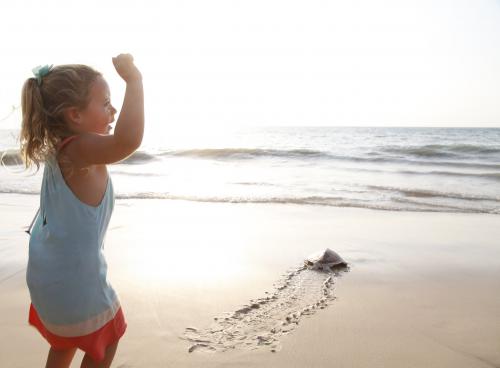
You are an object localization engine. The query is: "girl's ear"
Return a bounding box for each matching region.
[64,107,82,126]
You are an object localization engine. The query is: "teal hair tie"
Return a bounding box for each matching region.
[32,64,54,85]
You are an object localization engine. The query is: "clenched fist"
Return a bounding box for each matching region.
[112,53,142,83]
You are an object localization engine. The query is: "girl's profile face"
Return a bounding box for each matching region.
[79,77,117,135]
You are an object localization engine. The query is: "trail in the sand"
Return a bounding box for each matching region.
[183,265,348,353]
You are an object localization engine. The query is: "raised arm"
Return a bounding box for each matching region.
[111,54,144,153]
[65,54,144,167]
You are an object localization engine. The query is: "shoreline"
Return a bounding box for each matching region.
[1,193,499,367]
[2,191,499,215]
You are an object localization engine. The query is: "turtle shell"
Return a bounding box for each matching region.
[304,248,347,270]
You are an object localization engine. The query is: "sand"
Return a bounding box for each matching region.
[1,193,499,367]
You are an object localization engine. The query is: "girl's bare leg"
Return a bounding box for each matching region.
[45,347,77,368]
[80,341,119,368]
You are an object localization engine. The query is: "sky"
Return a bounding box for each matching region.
[1,0,500,129]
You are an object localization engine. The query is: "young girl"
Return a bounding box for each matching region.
[22,54,144,368]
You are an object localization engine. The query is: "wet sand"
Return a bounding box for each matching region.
[1,193,500,367]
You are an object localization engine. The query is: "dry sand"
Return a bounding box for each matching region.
[1,193,499,367]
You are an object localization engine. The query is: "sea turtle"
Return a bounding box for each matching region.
[304,248,348,271]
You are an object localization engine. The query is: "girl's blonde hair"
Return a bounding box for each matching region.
[20,64,101,169]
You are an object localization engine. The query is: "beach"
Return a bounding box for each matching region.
[1,0,500,362]
[1,193,499,367]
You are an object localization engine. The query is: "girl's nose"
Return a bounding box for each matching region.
[111,105,117,114]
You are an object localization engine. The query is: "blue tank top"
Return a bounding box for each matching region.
[26,156,120,337]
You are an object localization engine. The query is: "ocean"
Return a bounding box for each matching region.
[1,127,499,214]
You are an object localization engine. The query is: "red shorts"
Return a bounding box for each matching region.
[28,303,127,363]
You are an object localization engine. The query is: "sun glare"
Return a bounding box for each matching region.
[108,201,252,287]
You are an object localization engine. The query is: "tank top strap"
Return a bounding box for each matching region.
[57,135,78,154]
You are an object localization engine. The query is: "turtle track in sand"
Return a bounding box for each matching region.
[182,264,348,353]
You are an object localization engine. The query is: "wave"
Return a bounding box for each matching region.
[231,181,280,187]
[112,193,499,214]
[0,188,39,195]
[0,150,23,166]
[8,142,487,170]
[159,148,327,160]
[391,197,487,213]
[364,185,500,202]
[345,156,500,170]
[337,166,500,182]
[120,147,325,165]
[109,170,160,177]
[396,170,500,181]
[120,151,158,164]
[2,190,498,213]
[119,148,500,172]
[380,144,500,158]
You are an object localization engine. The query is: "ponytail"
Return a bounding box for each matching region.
[20,78,52,169]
